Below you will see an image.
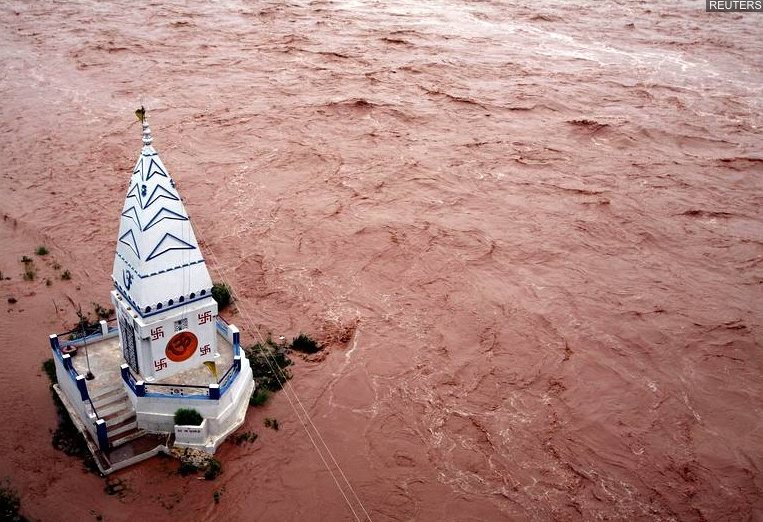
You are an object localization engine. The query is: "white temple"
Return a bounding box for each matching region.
[49,114,254,473]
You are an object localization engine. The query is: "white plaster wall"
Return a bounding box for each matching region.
[132,362,254,442]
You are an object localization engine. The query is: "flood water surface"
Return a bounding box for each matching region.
[0,0,761,520]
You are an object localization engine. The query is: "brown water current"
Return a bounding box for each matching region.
[1,1,762,520]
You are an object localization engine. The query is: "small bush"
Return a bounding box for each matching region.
[211,282,232,309]
[7,297,16,305]
[35,246,49,256]
[264,417,279,431]
[23,267,35,281]
[93,303,113,320]
[291,333,321,354]
[249,388,271,407]
[204,458,222,480]
[61,270,71,280]
[52,262,61,270]
[45,279,52,287]
[174,408,203,426]
[232,431,258,445]
[213,489,223,504]
[69,307,101,340]
[0,479,22,522]
[42,359,57,384]
[20,256,32,264]
[178,461,198,476]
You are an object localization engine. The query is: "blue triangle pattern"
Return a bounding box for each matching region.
[119,229,141,259]
[145,158,168,181]
[143,207,188,231]
[121,206,142,230]
[146,233,196,261]
[144,184,179,209]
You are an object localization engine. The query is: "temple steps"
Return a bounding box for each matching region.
[90,385,125,404]
[109,427,146,448]
[108,420,139,439]
[90,384,145,449]
[99,399,132,419]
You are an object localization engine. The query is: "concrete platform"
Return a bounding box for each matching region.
[69,331,235,397]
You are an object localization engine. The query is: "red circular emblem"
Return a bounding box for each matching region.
[165,331,198,362]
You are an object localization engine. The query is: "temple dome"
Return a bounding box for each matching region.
[111,118,213,317]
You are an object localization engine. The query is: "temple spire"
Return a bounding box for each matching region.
[136,106,153,147]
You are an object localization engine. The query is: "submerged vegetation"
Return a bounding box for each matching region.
[20,256,36,281]
[291,333,321,354]
[68,306,103,340]
[0,479,26,522]
[245,337,293,405]
[231,431,258,445]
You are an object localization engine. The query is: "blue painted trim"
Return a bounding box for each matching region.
[118,229,141,259]
[114,251,205,279]
[143,184,179,209]
[113,285,211,318]
[96,420,109,451]
[146,232,196,262]
[142,206,188,232]
[76,376,90,401]
[143,393,210,400]
[219,366,240,397]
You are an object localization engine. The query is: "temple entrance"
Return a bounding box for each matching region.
[119,314,139,373]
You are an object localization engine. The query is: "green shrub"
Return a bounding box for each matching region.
[35,246,49,256]
[204,458,222,480]
[291,333,321,354]
[61,270,71,280]
[42,359,57,384]
[211,282,232,309]
[174,408,203,426]
[249,388,270,407]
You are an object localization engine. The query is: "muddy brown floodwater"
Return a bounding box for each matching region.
[1,0,762,520]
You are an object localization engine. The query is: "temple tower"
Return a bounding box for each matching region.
[111,117,218,382]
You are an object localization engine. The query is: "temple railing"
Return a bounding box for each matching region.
[49,331,109,451]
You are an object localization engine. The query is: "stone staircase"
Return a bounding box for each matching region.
[90,385,145,448]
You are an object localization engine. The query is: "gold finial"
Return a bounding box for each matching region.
[135,105,146,123]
